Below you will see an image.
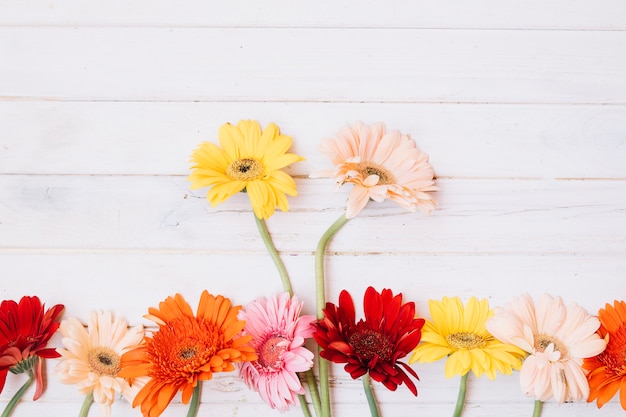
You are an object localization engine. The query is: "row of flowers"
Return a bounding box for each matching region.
[1,292,625,417]
[2,119,622,417]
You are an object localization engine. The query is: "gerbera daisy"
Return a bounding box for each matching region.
[188,119,305,220]
[314,121,437,218]
[409,296,525,379]
[314,286,424,396]
[486,293,606,404]
[584,300,626,409]
[238,293,316,411]
[0,295,64,402]
[118,291,257,417]
[55,311,148,417]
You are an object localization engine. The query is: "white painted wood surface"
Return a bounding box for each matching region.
[1,2,625,416]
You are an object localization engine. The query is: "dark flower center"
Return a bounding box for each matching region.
[178,347,197,359]
[349,329,392,362]
[358,162,395,185]
[446,332,486,349]
[87,347,121,376]
[534,334,568,359]
[227,158,264,181]
[257,335,288,371]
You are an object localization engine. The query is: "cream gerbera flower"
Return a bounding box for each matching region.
[55,311,147,417]
[409,296,525,379]
[188,119,305,220]
[486,293,607,403]
[315,121,437,218]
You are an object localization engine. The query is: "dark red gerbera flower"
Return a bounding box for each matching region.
[313,286,425,395]
[0,295,64,400]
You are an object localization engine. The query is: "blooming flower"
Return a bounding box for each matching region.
[119,291,257,417]
[313,286,424,395]
[486,293,606,403]
[583,300,626,409]
[55,311,148,417]
[188,119,305,220]
[238,293,316,411]
[314,121,437,218]
[0,295,64,400]
[410,296,525,379]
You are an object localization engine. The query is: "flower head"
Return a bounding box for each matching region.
[315,121,437,218]
[238,293,315,411]
[188,119,305,220]
[0,295,64,400]
[584,300,626,409]
[314,286,424,395]
[55,311,148,417]
[410,296,525,380]
[119,291,257,417]
[486,293,606,403]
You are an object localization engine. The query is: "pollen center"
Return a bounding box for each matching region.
[87,347,121,376]
[349,329,392,362]
[257,335,288,371]
[358,162,395,185]
[534,334,568,358]
[179,347,197,359]
[227,158,264,181]
[447,332,486,349]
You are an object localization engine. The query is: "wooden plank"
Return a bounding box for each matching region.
[1,0,625,30]
[0,177,624,254]
[1,251,623,321]
[2,101,626,178]
[1,28,625,103]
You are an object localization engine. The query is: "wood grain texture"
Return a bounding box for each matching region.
[0,2,625,416]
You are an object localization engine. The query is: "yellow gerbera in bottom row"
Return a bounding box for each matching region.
[409,296,525,379]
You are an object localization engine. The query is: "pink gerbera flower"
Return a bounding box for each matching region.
[315,121,437,218]
[238,293,316,411]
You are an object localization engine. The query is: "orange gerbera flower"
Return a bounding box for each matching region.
[584,300,626,410]
[119,291,257,417]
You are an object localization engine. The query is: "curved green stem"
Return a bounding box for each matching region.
[186,382,202,417]
[532,400,543,417]
[255,215,293,295]
[298,394,312,417]
[78,392,94,417]
[1,370,34,417]
[316,214,350,417]
[305,369,322,417]
[362,374,380,417]
[452,373,468,417]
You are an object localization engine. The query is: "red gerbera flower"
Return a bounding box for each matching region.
[313,286,425,395]
[0,295,64,400]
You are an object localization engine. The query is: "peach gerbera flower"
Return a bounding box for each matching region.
[314,121,437,218]
[119,291,257,417]
[584,300,626,410]
[486,293,607,403]
[238,293,316,411]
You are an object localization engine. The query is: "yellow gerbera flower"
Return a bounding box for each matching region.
[409,296,525,379]
[188,119,305,220]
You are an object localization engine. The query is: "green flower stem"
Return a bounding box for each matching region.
[316,213,350,417]
[255,215,293,295]
[452,373,468,417]
[255,214,319,416]
[78,392,94,417]
[532,400,543,417]
[1,370,34,417]
[362,374,380,417]
[186,382,202,417]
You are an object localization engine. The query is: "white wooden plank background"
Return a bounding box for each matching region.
[1,2,625,416]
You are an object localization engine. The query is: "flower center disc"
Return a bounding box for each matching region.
[258,335,288,370]
[534,334,568,358]
[349,329,392,362]
[87,347,121,376]
[358,162,395,185]
[447,332,486,349]
[598,325,626,375]
[227,158,264,181]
